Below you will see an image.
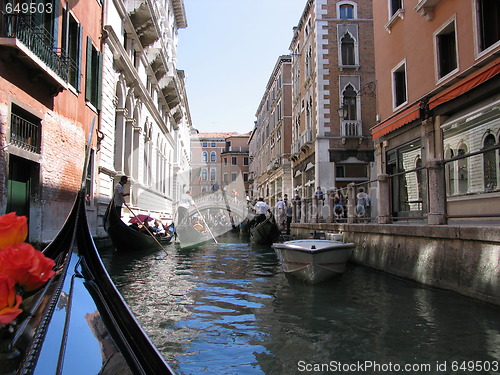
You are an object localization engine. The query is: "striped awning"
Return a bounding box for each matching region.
[371,102,421,140]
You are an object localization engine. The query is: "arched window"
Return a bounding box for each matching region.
[483,134,497,191]
[458,144,468,195]
[210,151,216,162]
[341,33,355,66]
[210,168,216,181]
[202,168,208,181]
[340,4,354,19]
[202,151,208,162]
[342,84,357,121]
[445,148,455,196]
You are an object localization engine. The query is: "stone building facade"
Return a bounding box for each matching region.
[371,0,500,223]
[95,0,192,236]
[288,0,376,211]
[249,55,293,207]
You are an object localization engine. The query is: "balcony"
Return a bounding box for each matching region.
[10,113,41,154]
[414,0,441,20]
[340,120,363,144]
[299,129,314,151]
[127,0,160,48]
[0,14,68,92]
[160,72,182,109]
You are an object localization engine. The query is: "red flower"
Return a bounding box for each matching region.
[0,274,23,324]
[0,212,28,250]
[0,243,55,292]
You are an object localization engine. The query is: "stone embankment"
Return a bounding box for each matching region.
[292,223,500,306]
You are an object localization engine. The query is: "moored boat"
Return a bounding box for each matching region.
[104,200,172,251]
[272,239,355,284]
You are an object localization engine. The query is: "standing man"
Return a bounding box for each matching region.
[114,176,129,217]
[275,196,286,231]
[253,197,271,225]
[177,190,195,226]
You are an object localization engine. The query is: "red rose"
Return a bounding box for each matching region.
[0,212,28,250]
[0,274,23,324]
[0,243,55,292]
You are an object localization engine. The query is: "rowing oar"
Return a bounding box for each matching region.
[123,201,168,254]
[193,203,218,244]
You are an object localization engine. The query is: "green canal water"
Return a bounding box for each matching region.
[99,237,500,375]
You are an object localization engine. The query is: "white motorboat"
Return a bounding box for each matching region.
[272,239,355,284]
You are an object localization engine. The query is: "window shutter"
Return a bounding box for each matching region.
[76,24,83,92]
[96,51,103,110]
[85,36,92,103]
[52,0,60,50]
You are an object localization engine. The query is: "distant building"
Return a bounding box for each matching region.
[221,133,251,196]
[190,132,233,196]
[288,0,376,204]
[249,55,293,206]
[190,132,249,197]
[0,0,103,243]
[371,0,500,223]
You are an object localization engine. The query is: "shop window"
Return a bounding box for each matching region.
[483,134,497,191]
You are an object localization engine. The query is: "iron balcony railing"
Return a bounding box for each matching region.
[10,113,41,154]
[1,14,69,81]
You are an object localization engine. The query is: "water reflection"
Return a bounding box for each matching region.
[100,240,500,375]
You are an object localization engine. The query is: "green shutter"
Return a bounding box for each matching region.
[96,51,103,110]
[76,24,83,92]
[52,0,59,50]
[85,36,92,103]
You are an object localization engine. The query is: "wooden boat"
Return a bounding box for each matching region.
[249,214,281,245]
[104,200,172,251]
[272,239,355,284]
[7,189,175,374]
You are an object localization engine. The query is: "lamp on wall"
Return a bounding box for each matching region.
[337,105,348,120]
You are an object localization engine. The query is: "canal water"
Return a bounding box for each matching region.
[99,237,500,375]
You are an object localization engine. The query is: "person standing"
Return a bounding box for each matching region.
[253,197,271,225]
[177,190,194,226]
[294,193,301,221]
[114,176,129,217]
[356,187,371,218]
[285,202,293,235]
[275,196,286,231]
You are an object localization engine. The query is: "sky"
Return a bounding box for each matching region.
[177,0,307,134]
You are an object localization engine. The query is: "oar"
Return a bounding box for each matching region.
[193,203,218,244]
[123,201,168,254]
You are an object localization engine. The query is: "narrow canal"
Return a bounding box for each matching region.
[99,237,500,375]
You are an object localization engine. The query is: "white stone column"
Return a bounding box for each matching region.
[377,174,392,224]
[427,159,447,225]
[347,183,356,223]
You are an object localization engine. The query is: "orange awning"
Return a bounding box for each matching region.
[371,102,421,140]
[429,60,500,110]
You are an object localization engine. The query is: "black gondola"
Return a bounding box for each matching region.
[6,189,175,374]
[104,200,172,252]
[249,214,281,245]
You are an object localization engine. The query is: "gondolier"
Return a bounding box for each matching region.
[253,197,271,224]
[177,190,194,226]
[114,176,129,217]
